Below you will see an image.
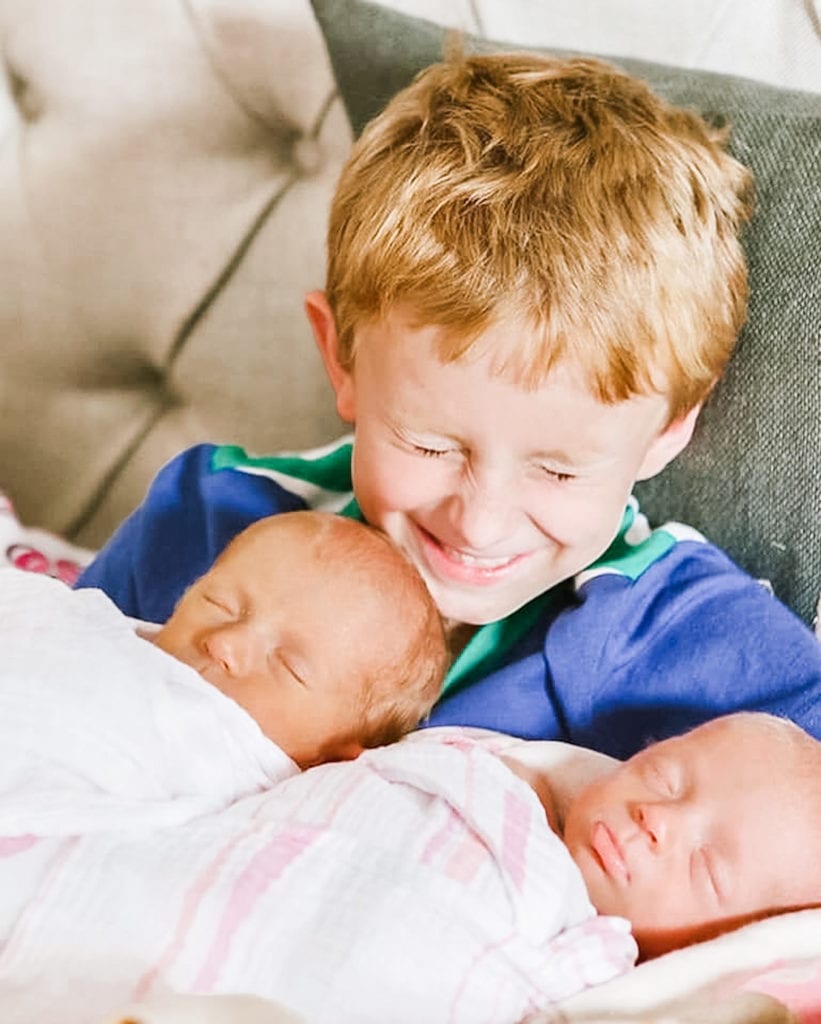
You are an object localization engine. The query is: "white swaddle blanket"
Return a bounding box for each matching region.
[0,568,636,1023]
[0,568,296,835]
[0,730,635,1024]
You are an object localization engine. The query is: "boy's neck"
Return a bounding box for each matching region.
[443,620,480,660]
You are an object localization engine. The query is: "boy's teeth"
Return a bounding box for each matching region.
[445,546,511,568]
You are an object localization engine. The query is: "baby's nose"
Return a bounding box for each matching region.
[202,623,260,678]
[633,801,673,849]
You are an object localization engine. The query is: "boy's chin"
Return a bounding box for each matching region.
[432,585,539,628]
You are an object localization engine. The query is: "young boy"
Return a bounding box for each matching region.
[75,51,821,758]
[0,512,447,834]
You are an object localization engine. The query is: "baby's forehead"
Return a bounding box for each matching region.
[633,715,819,798]
[704,717,821,832]
[675,711,807,754]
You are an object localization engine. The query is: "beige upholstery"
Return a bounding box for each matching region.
[0,0,349,547]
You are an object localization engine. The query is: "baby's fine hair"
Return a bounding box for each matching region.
[738,711,821,783]
[294,513,448,747]
[326,50,754,420]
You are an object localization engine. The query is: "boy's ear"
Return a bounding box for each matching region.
[304,290,356,423]
[636,404,701,481]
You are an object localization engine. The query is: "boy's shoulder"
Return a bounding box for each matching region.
[575,497,709,590]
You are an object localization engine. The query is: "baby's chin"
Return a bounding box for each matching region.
[633,916,752,961]
[147,626,173,653]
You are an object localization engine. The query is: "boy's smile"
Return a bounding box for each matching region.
[310,295,694,627]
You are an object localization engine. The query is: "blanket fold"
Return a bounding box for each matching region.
[0,568,295,836]
[0,718,636,1024]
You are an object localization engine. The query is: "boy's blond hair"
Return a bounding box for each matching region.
[326,51,754,421]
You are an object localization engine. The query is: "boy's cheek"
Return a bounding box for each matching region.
[526,487,627,553]
[356,446,456,513]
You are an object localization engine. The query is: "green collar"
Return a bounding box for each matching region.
[442,588,559,696]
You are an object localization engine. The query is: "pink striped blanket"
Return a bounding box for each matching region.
[0,726,635,1023]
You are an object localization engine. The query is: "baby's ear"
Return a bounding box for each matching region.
[636,404,701,482]
[304,290,356,422]
[334,739,365,762]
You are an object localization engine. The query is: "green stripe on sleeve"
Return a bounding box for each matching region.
[212,442,354,492]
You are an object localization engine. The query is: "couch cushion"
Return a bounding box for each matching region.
[0,0,348,548]
[309,0,821,625]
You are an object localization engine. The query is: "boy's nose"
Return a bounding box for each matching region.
[446,470,518,550]
[446,490,514,551]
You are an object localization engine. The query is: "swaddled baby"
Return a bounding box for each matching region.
[2,710,819,1024]
[0,511,447,832]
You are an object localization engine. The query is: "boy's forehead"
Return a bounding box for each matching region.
[354,304,674,409]
[349,317,679,485]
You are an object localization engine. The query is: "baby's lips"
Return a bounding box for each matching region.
[591,820,630,884]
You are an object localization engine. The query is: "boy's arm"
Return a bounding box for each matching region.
[74,444,307,622]
[547,541,821,758]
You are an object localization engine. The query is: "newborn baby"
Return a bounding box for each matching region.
[0,511,447,834]
[500,709,821,959]
[149,510,447,767]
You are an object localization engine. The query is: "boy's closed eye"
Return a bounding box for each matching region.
[414,444,451,458]
[405,434,459,459]
[391,424,460,459]
[538,465,576,483]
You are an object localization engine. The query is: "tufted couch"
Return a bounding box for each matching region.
[1,0,820,623]
[1,0,353,549]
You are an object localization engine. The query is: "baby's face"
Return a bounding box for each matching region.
[563,715,821,957]
[153,516,396,768]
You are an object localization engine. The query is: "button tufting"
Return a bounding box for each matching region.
[291,136,323,178]
[6,65,42,122]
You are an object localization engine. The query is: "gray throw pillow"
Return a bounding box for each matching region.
[310,0,821,625]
